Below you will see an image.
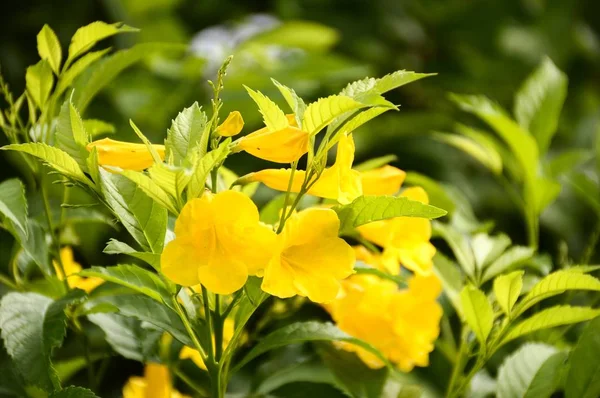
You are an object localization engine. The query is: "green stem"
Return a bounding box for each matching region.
[0,273,18,290]
[446,328,469,397]
[171,296,208,361]
[214,294,223,362]
[277,161,298,233]
[201,286,215,365]
[174,367,209,397]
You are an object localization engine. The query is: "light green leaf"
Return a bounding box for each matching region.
[233,321,392,373]
[481,246,535,283]
[432,222,476,278]
[88,294,191,346]
[472,233,512,271]
[497,343,558,398]
[460,285,493,346]
[6,220,51,276]
[119,169,178,214]
[79,264,172,304]
[433,252,464,314]
[99,169,167,253]
[1,143,91,187]
[129,120,162,165]
[247,21,339,52]
[37,25,62,74]
[86,146,100,184]
[166,102,207,165]
[303,95,366,136]
[501,306,600,345]
[74,43,186,112]
[148,163,191,200]
[332,106,392,137]
[494,271,524,315]
[545,149,592,179]
[0,179,28,236]
[55,49,110,99]
[334,195,447,235]
[103,239,161,270]
[67,21,138,63]
[454,123,505,174]
[524,351,568,398]
[0,291,84,391]
[432,132,502,174]
[87,313,161,362]
[26,60,54,107]
[354,262,405,285]
[514,57,567,154]
[50,386,100,398]
[513,270,600,317]
[83,119,115,137]
[55,100,89,168]
[353,154,398,172]
[341,70,433,101]
[532,176,561,214]
[187,140,231,199]
[271,78,307,126]
[61,207,116,229]
[565,316,600,398]
[244,85,289,131]
[404,172,456,216]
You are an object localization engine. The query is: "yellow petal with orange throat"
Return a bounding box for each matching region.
[87,138,165,171]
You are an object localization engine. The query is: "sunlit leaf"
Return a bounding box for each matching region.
[244,86,289,131]
[37,24,62,74]
[26,60,54,108]
[493,270,524,316]
[55,100,90,168]
[187,140,231,199]
[103,239,161,270]
[565,316,600,398]
[303,95,366,136]
[119,169,178,215]
[523,351,568,398]
[0,179,28,237]
[67,21,138,63]
[166,102,207,166]
[83,119,115,137]
[460,285,494,346]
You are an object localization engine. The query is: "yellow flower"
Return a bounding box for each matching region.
[358,187,436,275]
[360,165,406,195]
[246,133,363,204]
[123,363,189,398]
[87,138,166,171]
[161,190,276,294]
[261,208,355,303]
[353,245,400,275]
[53,247,103,293]
[179,318,235,370]
[235,114,309,163]
[328,273,442,371]
[217,111,244,137]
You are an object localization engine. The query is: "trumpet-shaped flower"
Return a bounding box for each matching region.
[353,245,400,275]
[122,363,189,398]
[53,247,103,293]
[235,114,309,163]
[217,111,244,136]
[161,190,276,294]
[87,138,165,171]
[358,187,436,275]
[328,273,442,371]
[261,208,355,303]
[245,133,363,204]
[179,318,235,370]
[360,165,406,195]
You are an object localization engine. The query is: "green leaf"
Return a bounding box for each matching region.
[481,246,535,283]
[514,270,600,317]
[67,21,138,63]
[88,294,191,346]
[494,271,524,316]
[354,262,405,285]
[514,57,567,154]
[6,220,52,276]
[460,285,493,346]
[187,140,231,199]
[74,43,186,112]
[532,176,561,214]
[103,239,161,270]
[328,107,392,143]
[37,25,62,74]
[545,149,592,179]
[524,351,568,398]
[1,143,90,187]
[232,321,392,373]
[83,119,115,137]
[50,386,100,398]
[303,95,366,136]
[565,172,600,215]
[148,163,191,201]
[271,78,307,126]
[55,100,90,169]
[501,306,600,345]
[61,207,115,229]
[565,316,600,398]
[87,313,161,362]
[244,86,289,131]
[432,132,503,175]
[0,291,84,391]
[55,49,110,99]
[0,179,28,236]
[404,172,456,216]
[26,60,54,108]
[166,102,208,165]
[255,359,338,395]
[433,252,464,314]
[432,222,476,278]
[341,70,433,101]
[496,343,558,398]
[119,169,178,214]
[353,154,398,172]
[80,264,172,304]
[248,21,339,52]
[99,169,167,253]
[471,233,512,271]
[334,195,447,235]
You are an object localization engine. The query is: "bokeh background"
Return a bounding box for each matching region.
[1,0,599,395]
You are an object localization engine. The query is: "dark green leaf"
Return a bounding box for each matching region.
[565,316,600,398]
[524,351,568,398]
[103,239,161,270]
[0,179,28,236]
[50,386,100,398]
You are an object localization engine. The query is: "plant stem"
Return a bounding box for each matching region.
[446,328,470,397]
[171,296,208,361]
[201,286,215,365]
[277,161,298,233]
[174,367,209,397]
[214,294,223,362]
[0,273,18,290]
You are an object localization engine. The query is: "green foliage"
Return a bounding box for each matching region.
[55,100,90,169]
[244,85,289,131]
[26,60,54,108]
[565,316,600,398]
[37,25,62,74]
[166,102,208,166]
[460,285,494,346]
[334,195,447,234]
[50,386,100,398]
[523,351,568,398]
[493,270,524,316]
[303,95,366,136]
[67,21,137,65]
[103,239,161,270]
[187,139,231,199]
[119,169,178,214]
[0,178,28,236]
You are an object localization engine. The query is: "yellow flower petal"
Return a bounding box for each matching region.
[180,346,207,370]
[161,191,276,294]
[53,247,103,292]
[123,363,189,398]
[87,138,165,171]
[360,165,406,195]
[237,125,309,163]
[217,111,244,136]
[246,168,306,193]
[262,208,354,303]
